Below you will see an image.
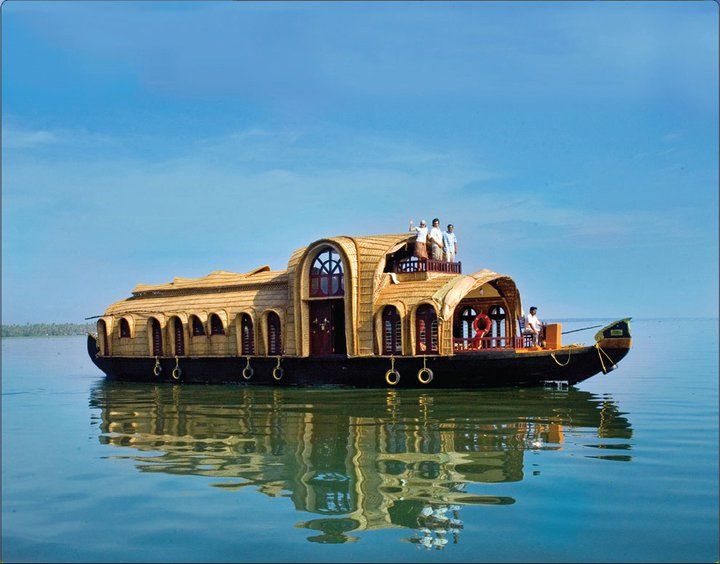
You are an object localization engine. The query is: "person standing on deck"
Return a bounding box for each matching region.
[443,224,458,262]
[428,218,444,261]
[524,306,544,346]
[409,219,428,259]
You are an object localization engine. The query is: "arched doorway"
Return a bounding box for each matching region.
[416,304,439,355]
[241,313,254,355]
[172,317,185,356]
[267,312,282,355]
[119,318,131,339]
[309,247,346,356]
[209,314,225,336]
[149,318,163,356]
[190,315,206,336]
[382,306,402,355]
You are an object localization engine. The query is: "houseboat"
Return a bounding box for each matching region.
[87,233,632,387]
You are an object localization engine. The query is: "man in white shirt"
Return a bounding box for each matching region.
[442,224,458,262]
[428,218,444,261]
[409,219,428,259]
[524,307,544,346]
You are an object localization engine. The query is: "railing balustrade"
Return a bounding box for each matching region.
[395,258,462,274]
[453,335,535,351]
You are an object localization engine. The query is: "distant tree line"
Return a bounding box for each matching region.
[1,323,95,337]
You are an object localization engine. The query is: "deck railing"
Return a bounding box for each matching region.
[453,335,535,351]
[395,258,462,274]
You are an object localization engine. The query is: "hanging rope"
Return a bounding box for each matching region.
[242,356,254,380]
[418,355,433,384]
[385,355,400,386]
[595,343,616,373]
[153,356,162,376]
[550,348,572,367]
[272,356,284,381]
[171,356,181,380]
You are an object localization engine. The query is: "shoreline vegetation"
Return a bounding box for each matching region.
[2,323,95,338]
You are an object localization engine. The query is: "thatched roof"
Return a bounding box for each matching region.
[132,266,287,295]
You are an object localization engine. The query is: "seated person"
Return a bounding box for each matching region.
[523,306,544,346]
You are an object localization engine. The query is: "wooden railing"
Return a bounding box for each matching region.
[453,335,535,351]
[395,258,462,274]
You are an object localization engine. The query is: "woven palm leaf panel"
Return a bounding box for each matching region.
[352,234,415,356]
[439,271,522,351]
[104,278,290,357]
[284,246,308,356]
[374,275,462,356]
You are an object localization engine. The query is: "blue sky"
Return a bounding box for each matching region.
[2,1,717,323]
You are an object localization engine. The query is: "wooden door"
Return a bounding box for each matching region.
[310,301,333,355]
[416,304,439,355]
[174,318,185,356]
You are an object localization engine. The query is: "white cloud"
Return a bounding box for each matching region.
[3,128,59,149]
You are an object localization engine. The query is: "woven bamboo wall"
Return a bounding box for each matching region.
[373,270,521,356]
[284,246,306,356]
[103,273,290,357]
[374,274,461,355]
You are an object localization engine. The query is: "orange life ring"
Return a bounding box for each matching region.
[472,313,493,343]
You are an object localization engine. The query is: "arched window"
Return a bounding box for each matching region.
[457,306,478,339]
[149,318,163,356]
[382,306,402,355]
[190,315,206,336]
[488,305,507,340]
[416,304,439,355]
[210,314,225,336]
[98,320,109,356]
[173,317,185,356]
[119,318,131,338]
[310,247,344,297]
[267,312,282,355]
[241,313,254,355]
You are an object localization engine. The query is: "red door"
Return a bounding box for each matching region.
[310,301,333,355]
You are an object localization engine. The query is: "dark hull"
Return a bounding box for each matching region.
[87,334,630,389]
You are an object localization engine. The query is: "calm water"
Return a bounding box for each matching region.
[2,319,718,562]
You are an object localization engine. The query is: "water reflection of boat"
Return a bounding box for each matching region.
[88,233,632,387]
[90,383,632,546]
